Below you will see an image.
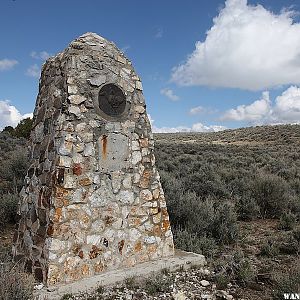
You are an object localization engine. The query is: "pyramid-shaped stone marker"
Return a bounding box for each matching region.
[13,33,174,285]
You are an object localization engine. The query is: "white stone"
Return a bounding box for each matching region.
[117,190,134,204]
[75,142,84,153]
[135,105,145,114]
[64,175,77,189]
[69,95,86,105]
[132,151,142,165]
[87,235,101,245]
[48,252,57,260]
[136,81,143,90]
[68,85,78,94]
[49,239,68,252]
[81,132,93,143]
[69,105,81,117]
[75,123,86,132]
[58,141,72,156]
[91,219,105,233]
[67,77,75,84]
[200,280,210,287]
[87,75,106,86]
[141,148,150,156]
[172,291,187,300]
[117,55,126,64]
[58,156,72,167]
[93,175,101,185]
[123,175,132,189]
[131,141,139,151]
[72,153,83,163]
[144,236,156,244]
[129,228,141,241]
[83,143,95,156]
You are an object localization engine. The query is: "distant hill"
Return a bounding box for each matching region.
[154,124,300,146]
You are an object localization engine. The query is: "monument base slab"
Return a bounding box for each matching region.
[35,250,206,300]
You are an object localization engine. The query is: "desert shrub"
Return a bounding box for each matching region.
[166,190,238,246]
[293,226,300,242]
[236,196,259,220]
[0,149,29,193]
[0,193,19,228]
[144,274,173,295]
[215,273,230,289]
[272,265,300,300]
[278,211,297,231]
[213,250,256,287]
[260,239,280,257]
[278,233,299,255]
[212,201,239,244]
[173,228,217,257]
[250,173,289,218]
[0,255,34,300]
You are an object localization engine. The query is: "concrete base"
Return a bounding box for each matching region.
[35,250,206,300]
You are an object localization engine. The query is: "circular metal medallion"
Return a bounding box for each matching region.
[98,84,126,117]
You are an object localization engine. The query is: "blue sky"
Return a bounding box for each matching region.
[1,0,300,132]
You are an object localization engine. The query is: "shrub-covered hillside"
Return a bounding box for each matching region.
[154,124,300,299]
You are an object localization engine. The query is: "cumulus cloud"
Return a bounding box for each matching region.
[30,51,51,60]
[221,91,271,122]
[0,59,18,71]
[160,88,179,101]
[221,86,300,124]
[171,0,300,90]
[0,100,33,129]
[26,64,40,78]
[148,114,226,133]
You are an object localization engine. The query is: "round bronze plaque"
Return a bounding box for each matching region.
[98,84,126,117]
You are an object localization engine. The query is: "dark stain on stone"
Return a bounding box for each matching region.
[102,134,107,159]
[118,240,125,254]
[57,168,64,185]
[103,238,108,247]
[78,250,84,259]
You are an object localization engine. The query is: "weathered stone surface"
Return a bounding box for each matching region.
[13,32,174,287]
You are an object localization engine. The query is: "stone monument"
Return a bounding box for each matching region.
[12,33,174,286]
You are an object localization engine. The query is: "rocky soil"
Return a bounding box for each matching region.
[51,267,236,300]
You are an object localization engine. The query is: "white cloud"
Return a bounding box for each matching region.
[0,100,33,129]
[189,106,217,115]
[160,88,179,101]
[171,0,300,90]
[221,85,300,124]
[30,51,51,60]
[0,59,18,71]
[26,64,40,78]
[148,114,226,133]
[221,91,271,122]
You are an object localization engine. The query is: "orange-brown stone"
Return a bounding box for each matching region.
[134,241,142,252]
[94,261,105,273]
[162,220,170,233]
[139,138,149,147]
[73,163,82,176]
[53,207,62,222]
[79,177,92,186]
